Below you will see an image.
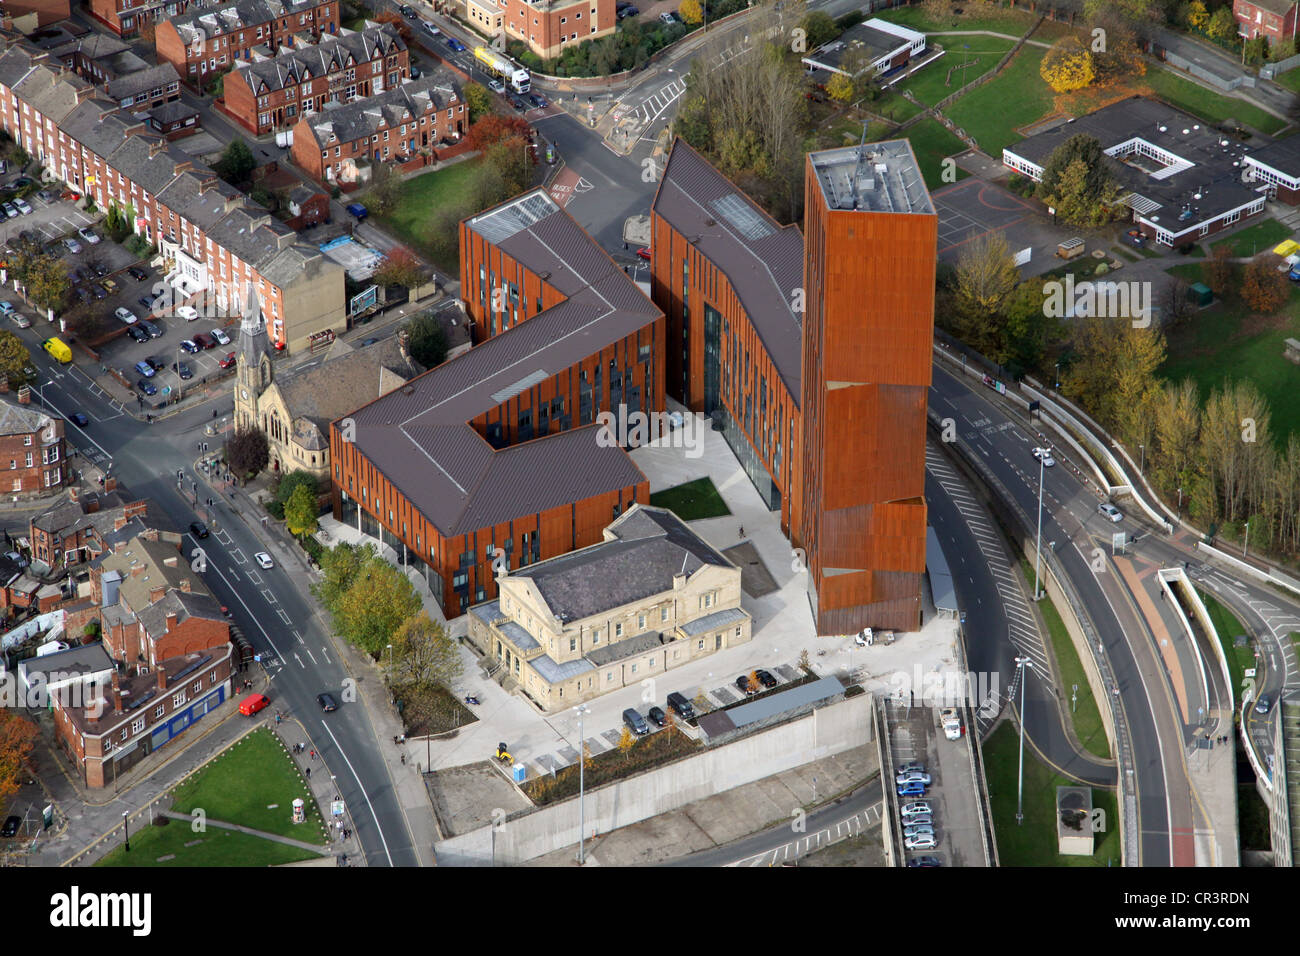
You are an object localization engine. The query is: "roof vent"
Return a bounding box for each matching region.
[402,385,414,396]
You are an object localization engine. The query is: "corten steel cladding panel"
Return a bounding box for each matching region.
[460,225,569,345]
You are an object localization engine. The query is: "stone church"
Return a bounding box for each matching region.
[232,284,423,481]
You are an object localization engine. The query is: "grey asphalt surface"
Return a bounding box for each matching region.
[929,363,1178,866]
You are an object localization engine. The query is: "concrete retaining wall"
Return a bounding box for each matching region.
[433,692,872,865]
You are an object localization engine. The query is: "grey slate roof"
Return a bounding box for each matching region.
[1247,134,1300,178]
[19,643,113,681]
[531,653,594,683]
[508,504,732,623]
[0,398,53,436]
[677,606,748,637]
[344,188,660,538]
[652,138,804,406]
[305,72,460,147]
[585,630,664,666]
[173,0,322,43]
[106,63,180,102]
[151,100,199,124]
[277,334,420,435]
[499,620,539,652]
[137,589,225,639]
[233,24,405,96]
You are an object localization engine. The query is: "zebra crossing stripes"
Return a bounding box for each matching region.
[926,447,1053,686]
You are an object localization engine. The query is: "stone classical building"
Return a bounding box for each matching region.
[234,287,421,479]
[468,504,751,712]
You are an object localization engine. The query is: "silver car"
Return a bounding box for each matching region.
[900,801,932,817]
[1098,502,1123,523]
[896,771,932,786]
[903,823,935,838]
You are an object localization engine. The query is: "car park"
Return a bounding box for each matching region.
[70,412,89,427]
[755,668,778,688]
[488,79,506,94]
[177,361,193,380]
[647,706,667,727]
[134,360,155,378]
[114,307,138,325]
[897,781,927,797]
[446,36,466,51]
[91,262,109,277]
[12,198,30,215]
[1032,446,1055,467]
[78,226,100,244]
[903,813,933,827]
[210,327,231,346]
[8,312,29,328]
[189,520,209,539]
[219,351,237,369]
[176,306,199,320]
[90,283,107,300]
[36,188,56,203]
[102,277,118,293]
[63,237,81,253]
[317,692,339,711]
[1,815,19,837]
[127,266,148,281]
[1098,502,1123,523]
[735,674,757,695]
[126,326,149,343]
[901,801,932,817]
[137,378,157,395]
[138,296,154,310]
[180,339,200,353]
[905,833,936,850]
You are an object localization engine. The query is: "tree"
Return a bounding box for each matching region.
[1183,0,1209,32]
[215,139,256,186]
[951,233,1019,354]
[1063,317,1166,445]
[404,311,449,368]
[373,246,431,290]
[1199,380,1272,523]
[617,726,636,761]
[387,611,463,690]
[1241,254,1290,313]
[0,711,38,806]
[999,282,1059,375]
[313,542,375,616]
[274,469,319,507]
[680,0,704,25]
[227,427,269,477]
[331,556,422,656]
[62,303,102,342]
[484,134,532,196]
[284,484,319,539]
[1083,0,1161,29]
[0,331,31,387]
[1038,134,1119,222]
[1040,36,1096,92]
[826,72,855,103]
[920,0,955,27]
[364,160,403,215]
[25,256,69,312]
[463,82,493,123]
[1201,244,1235,294]
[1153,378,1201,491]
[1207,6,1237,43]
[465,113,534,153]
[1159,274,1193,328]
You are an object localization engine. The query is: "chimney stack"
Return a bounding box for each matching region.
[111,671,123,713]
[68,486,80,503]
[165,611,177,633]
[104,476,117,493]
[156,665,166,691]
[179,578,192,593]
[149,585,165,604]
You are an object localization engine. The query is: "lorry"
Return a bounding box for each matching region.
[473,45,531,94]
[940,707,963,741]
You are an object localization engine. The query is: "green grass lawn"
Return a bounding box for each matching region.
[901,117,972,191]
[1143,68,1288,135]
[1208,218,1295,258]
[1020,560,1111,760]
[95,819,321,867]
[1160,269,1300,444]
[170,729,329,844]
[372,160,484,274]
[896,35,1015,106]
[649,476,731,520]
[1198,590,1252,706]
[944,46,1053,156]
[870,90,924,124]
[875,5,1041,37]
[982,722,1122,866]
[1276,67,1300,95]
[1111,246,1140,263]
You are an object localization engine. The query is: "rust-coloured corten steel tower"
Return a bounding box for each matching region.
[799,142,936,634]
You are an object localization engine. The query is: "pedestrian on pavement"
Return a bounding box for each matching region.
[306,767,311,778]
[401,753,406,765]
[310,749,316,760]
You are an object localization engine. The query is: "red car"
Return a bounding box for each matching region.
[635,247,651,261]
[219,351,237,369]
[192,332,213,350]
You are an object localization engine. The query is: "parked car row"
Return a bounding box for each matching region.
[622,691,697,736]
[896,762,939,851]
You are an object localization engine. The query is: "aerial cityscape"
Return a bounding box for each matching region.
[0,0,1290,918]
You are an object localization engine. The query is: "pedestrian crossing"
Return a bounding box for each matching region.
[926,446,1054,718]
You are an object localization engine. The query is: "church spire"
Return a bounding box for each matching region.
[237,282,273,389]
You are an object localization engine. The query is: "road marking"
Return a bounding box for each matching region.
[318,721,397,867]
[277,609,292,625]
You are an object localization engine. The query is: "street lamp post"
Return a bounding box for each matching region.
[1138,443,1145,474]
[574,703,590,865]
[1032,449,1046,600]
[122,811,130,852]
[1054,362,1060,389]
[1015,655,1033,825]
[1244,520,1250,559]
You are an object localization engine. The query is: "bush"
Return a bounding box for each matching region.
[301,536,325,565]
[123,234,154,259]
[264,499,285,520]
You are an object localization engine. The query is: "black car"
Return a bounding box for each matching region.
[138,296,154,310]
[74,286,91,303]
[647,705,666,727]
[177,361,193,380]
[361,337,379,347]
[127,267,148,281]
[126,325,150,343]
[528,93,544,108]
[735,674,757,695]
[144,357,162,371]
[189,520,209,539]
[906,856,942,867]
[317,693,339,712]
[1,815,19,838]
[617,5,639,18]
[140,319,163,338]
[398,3,416,16]
[90,283,107,300]
[755,668,778,689]
[510,95,525,110]
[137,378,157,396]
[70,412,89,427]
[92,263,109,277]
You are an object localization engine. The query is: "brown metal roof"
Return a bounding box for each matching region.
[652,138,805,406]
[342,189,661,537]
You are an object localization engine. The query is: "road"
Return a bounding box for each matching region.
[18,338,423,867]
[930,362,1185,866]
